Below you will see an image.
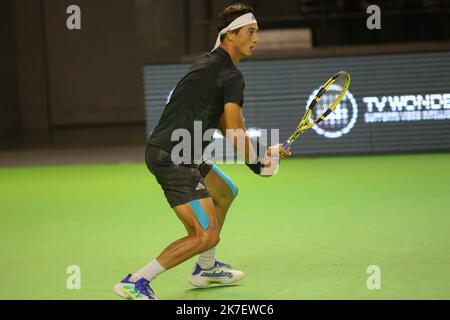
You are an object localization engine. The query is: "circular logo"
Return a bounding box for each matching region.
[306,86,358,138]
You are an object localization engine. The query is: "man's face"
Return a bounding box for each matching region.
[231,23,259,57]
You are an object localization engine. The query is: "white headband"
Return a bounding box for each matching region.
[212,12,258,51]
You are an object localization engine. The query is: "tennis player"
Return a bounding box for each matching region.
[114,3,291,300]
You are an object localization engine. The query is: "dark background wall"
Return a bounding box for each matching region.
[14,0,51,147]
[0,0,20,142]
[1,0,146,149]
[137,0,450,64]
[43,0,144,127]
[1,0,450,150]
[135,0,185,64]
[135,0,236,64]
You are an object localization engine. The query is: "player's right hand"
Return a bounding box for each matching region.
[260,157,279,177]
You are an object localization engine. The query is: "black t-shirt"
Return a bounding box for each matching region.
[147,47,245,160]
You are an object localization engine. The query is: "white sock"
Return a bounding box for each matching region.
[130,258,166,282]
[197,247,216,269]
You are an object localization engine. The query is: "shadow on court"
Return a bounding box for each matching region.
[185,284,241,292]
[174,284,243,299]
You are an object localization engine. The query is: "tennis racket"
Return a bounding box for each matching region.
[282,70,351,149]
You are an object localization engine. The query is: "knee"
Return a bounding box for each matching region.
[204,230,220,249]
[196,230,220,251]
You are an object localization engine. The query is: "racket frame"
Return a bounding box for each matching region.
[283,71,351,149]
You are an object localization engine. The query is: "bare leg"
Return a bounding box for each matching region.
[203,166,237,233]
[156,197,220,269]
[191,166,238,268]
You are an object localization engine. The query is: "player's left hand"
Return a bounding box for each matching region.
[260,157,279,177]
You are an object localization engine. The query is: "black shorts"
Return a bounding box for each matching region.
[145,144,213,208]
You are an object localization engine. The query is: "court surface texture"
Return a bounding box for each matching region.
[1,153,449,299]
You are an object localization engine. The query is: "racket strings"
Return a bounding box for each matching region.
[286,71,351,146]
[310,75,350,125]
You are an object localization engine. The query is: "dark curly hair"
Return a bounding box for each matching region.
[217,3,254,41]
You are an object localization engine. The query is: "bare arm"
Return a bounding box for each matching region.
[218,102,259,164]
[218,103,291,175]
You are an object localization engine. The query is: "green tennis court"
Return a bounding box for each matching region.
[1,153,449,300]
